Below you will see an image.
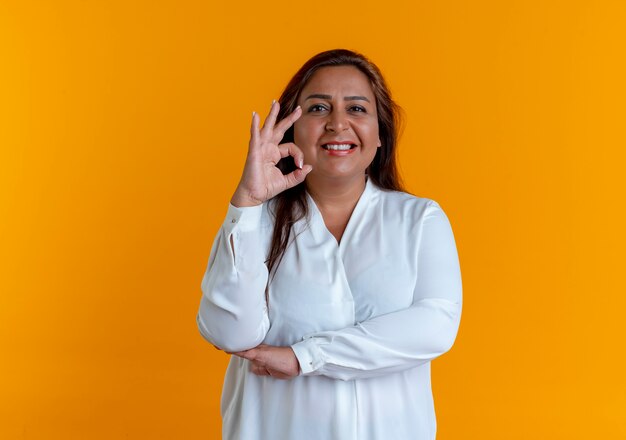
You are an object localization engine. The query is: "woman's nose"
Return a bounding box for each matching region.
[325,111,349,132]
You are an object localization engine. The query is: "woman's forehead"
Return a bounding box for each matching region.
[302,66,374,97]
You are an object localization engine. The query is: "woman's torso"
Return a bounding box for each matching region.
[221,180,438,440]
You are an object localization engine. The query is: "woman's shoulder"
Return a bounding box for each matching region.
[372,188,451,237]
[374,186,441,214]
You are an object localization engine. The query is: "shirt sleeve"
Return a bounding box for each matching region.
[290,201,462,381]
[196,203,270,353]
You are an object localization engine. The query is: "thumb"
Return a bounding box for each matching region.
[284,164,313,188]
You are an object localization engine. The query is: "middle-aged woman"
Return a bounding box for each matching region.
[197,49,463,440]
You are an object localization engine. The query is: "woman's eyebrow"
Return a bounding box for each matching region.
[304,94,332,100]
[304,94,371,102]
[344,95,370,102]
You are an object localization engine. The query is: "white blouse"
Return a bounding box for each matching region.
[197,178,463,440]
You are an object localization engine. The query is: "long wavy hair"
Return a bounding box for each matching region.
[267,49,406,285]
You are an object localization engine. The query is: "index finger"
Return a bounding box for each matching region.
[273,106,302,141]
[232,349,257,360]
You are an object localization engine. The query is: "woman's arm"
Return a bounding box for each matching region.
[196,204,271,352]
[196,101,311,353]
[287,201,462,381]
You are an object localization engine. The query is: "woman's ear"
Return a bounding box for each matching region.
[377,137,382,148]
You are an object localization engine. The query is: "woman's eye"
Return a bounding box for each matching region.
[350,106,366,113]
[308,104,327,112]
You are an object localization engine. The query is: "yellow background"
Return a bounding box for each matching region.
[1,0,625,438]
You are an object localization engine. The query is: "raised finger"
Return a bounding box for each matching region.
[249,111,260,149]
[277,142,305,169]
[261,100,280,137]
[272,105,302,141]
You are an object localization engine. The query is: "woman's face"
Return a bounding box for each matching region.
[294,65,381,183]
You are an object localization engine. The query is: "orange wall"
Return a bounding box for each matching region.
[1,1,625,439]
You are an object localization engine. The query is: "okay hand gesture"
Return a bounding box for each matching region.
[231,101,312,207]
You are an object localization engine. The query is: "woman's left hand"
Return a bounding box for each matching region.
[232,344,300,379]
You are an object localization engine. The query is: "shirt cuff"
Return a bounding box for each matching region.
[291,337,327,375]
[223,203,263,233]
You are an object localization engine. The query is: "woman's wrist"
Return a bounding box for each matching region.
[230,187,263,208]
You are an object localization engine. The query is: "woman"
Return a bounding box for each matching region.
[197,49,462,440]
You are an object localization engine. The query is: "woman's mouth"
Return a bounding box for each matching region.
[320,143,358,156]
[321,143,357,151]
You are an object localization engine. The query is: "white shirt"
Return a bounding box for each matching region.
[197,178,463,440]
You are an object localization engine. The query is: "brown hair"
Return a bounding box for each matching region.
[266,49,405,285]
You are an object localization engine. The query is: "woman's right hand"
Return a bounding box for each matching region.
[230,100,313,208]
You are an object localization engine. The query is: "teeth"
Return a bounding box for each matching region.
[324,144,353,151]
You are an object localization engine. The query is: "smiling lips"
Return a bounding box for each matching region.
[321,141,358,153]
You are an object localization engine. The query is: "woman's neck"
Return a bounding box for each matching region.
[305,174,367,212]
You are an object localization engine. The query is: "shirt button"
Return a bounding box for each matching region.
[231,218,237,223]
